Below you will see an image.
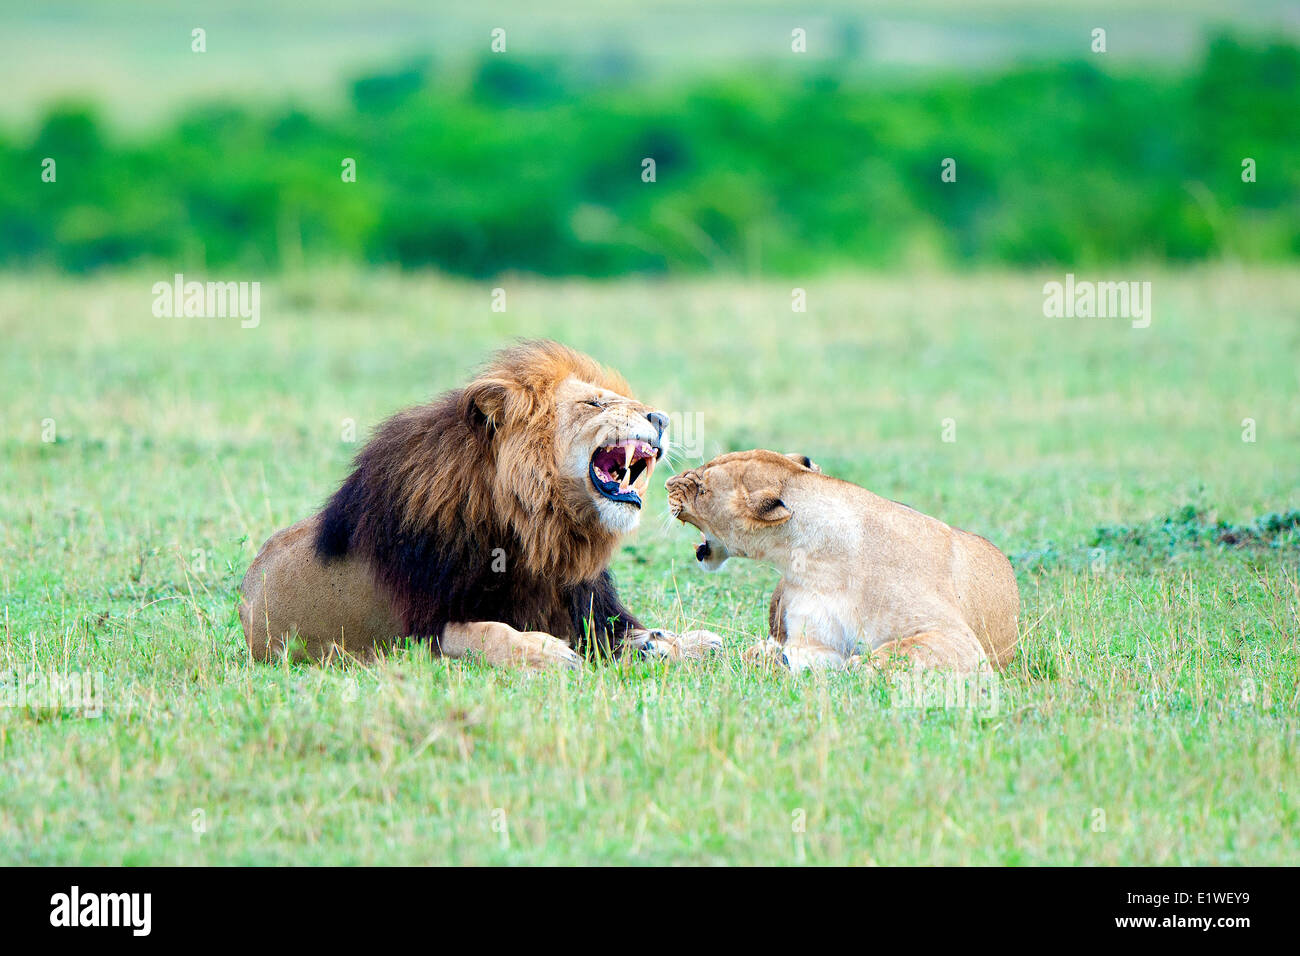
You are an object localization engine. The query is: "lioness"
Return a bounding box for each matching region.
[665,450,1018,673]
[240,340,721,669]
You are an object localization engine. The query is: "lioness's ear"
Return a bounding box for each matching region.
[745,488,792,524]
[785,453,819,473]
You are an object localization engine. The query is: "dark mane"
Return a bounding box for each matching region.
[315,341,642,654]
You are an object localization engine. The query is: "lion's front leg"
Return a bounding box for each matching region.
[439,621,581,671]
[625,627,723,661]
[567,572,720,663]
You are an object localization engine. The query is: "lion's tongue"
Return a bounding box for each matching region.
[592,446,624,483]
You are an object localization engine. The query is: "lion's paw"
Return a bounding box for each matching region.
[629,628,723,662]
[542,641,583,671]
[515,631,582,671]
[674,629,724,658]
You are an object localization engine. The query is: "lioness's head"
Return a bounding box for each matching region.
[665,450,819,571]
[461,341,668,538]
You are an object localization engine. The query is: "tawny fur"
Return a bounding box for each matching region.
[666,450,1020,674]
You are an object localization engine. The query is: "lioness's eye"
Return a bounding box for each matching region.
[583,399,603,408]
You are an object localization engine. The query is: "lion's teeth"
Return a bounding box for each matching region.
[616,443,634,491]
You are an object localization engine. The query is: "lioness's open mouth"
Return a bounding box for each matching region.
[590,439,658,507]
[692,531,731,571]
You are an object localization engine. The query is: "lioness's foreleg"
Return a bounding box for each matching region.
[742,637,786,667]
[744,633,853,673]
[781,640,854,672]
[438,621,581,671]
[757,594,854,673]
[870,627,990,674]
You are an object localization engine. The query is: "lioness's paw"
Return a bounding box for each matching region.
[629,628,723,662]
[742,638,788,669]
[783,644,854,673]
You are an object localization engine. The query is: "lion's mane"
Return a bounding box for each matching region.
[314,340,642,652]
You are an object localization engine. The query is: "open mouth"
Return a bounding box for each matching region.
[693,531,730,570]
[590,439,659,508]
[666,489,730,569]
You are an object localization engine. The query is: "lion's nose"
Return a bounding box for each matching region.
[646,411,669,437]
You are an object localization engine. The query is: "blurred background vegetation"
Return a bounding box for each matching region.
[2,2,1298,276]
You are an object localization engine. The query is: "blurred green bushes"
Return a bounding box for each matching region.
[2,33,1297,275]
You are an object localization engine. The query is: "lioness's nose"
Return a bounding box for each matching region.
[665,471,695,493]
[646,411,668,436]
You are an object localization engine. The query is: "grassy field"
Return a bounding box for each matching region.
[1,266,1297,864]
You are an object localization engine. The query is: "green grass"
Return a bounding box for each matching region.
[1,266,1297,864]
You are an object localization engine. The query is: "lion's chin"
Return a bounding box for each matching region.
[591,495,643,535]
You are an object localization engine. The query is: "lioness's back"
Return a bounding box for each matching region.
[846,486,1019,667]
[950,527,1019,667]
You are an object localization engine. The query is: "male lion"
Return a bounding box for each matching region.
[665,450,1019,673]
[240,340,721,669]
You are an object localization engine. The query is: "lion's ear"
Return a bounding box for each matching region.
[462,377,513,434]
[744,487,792,524]
[785,453,819,473]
